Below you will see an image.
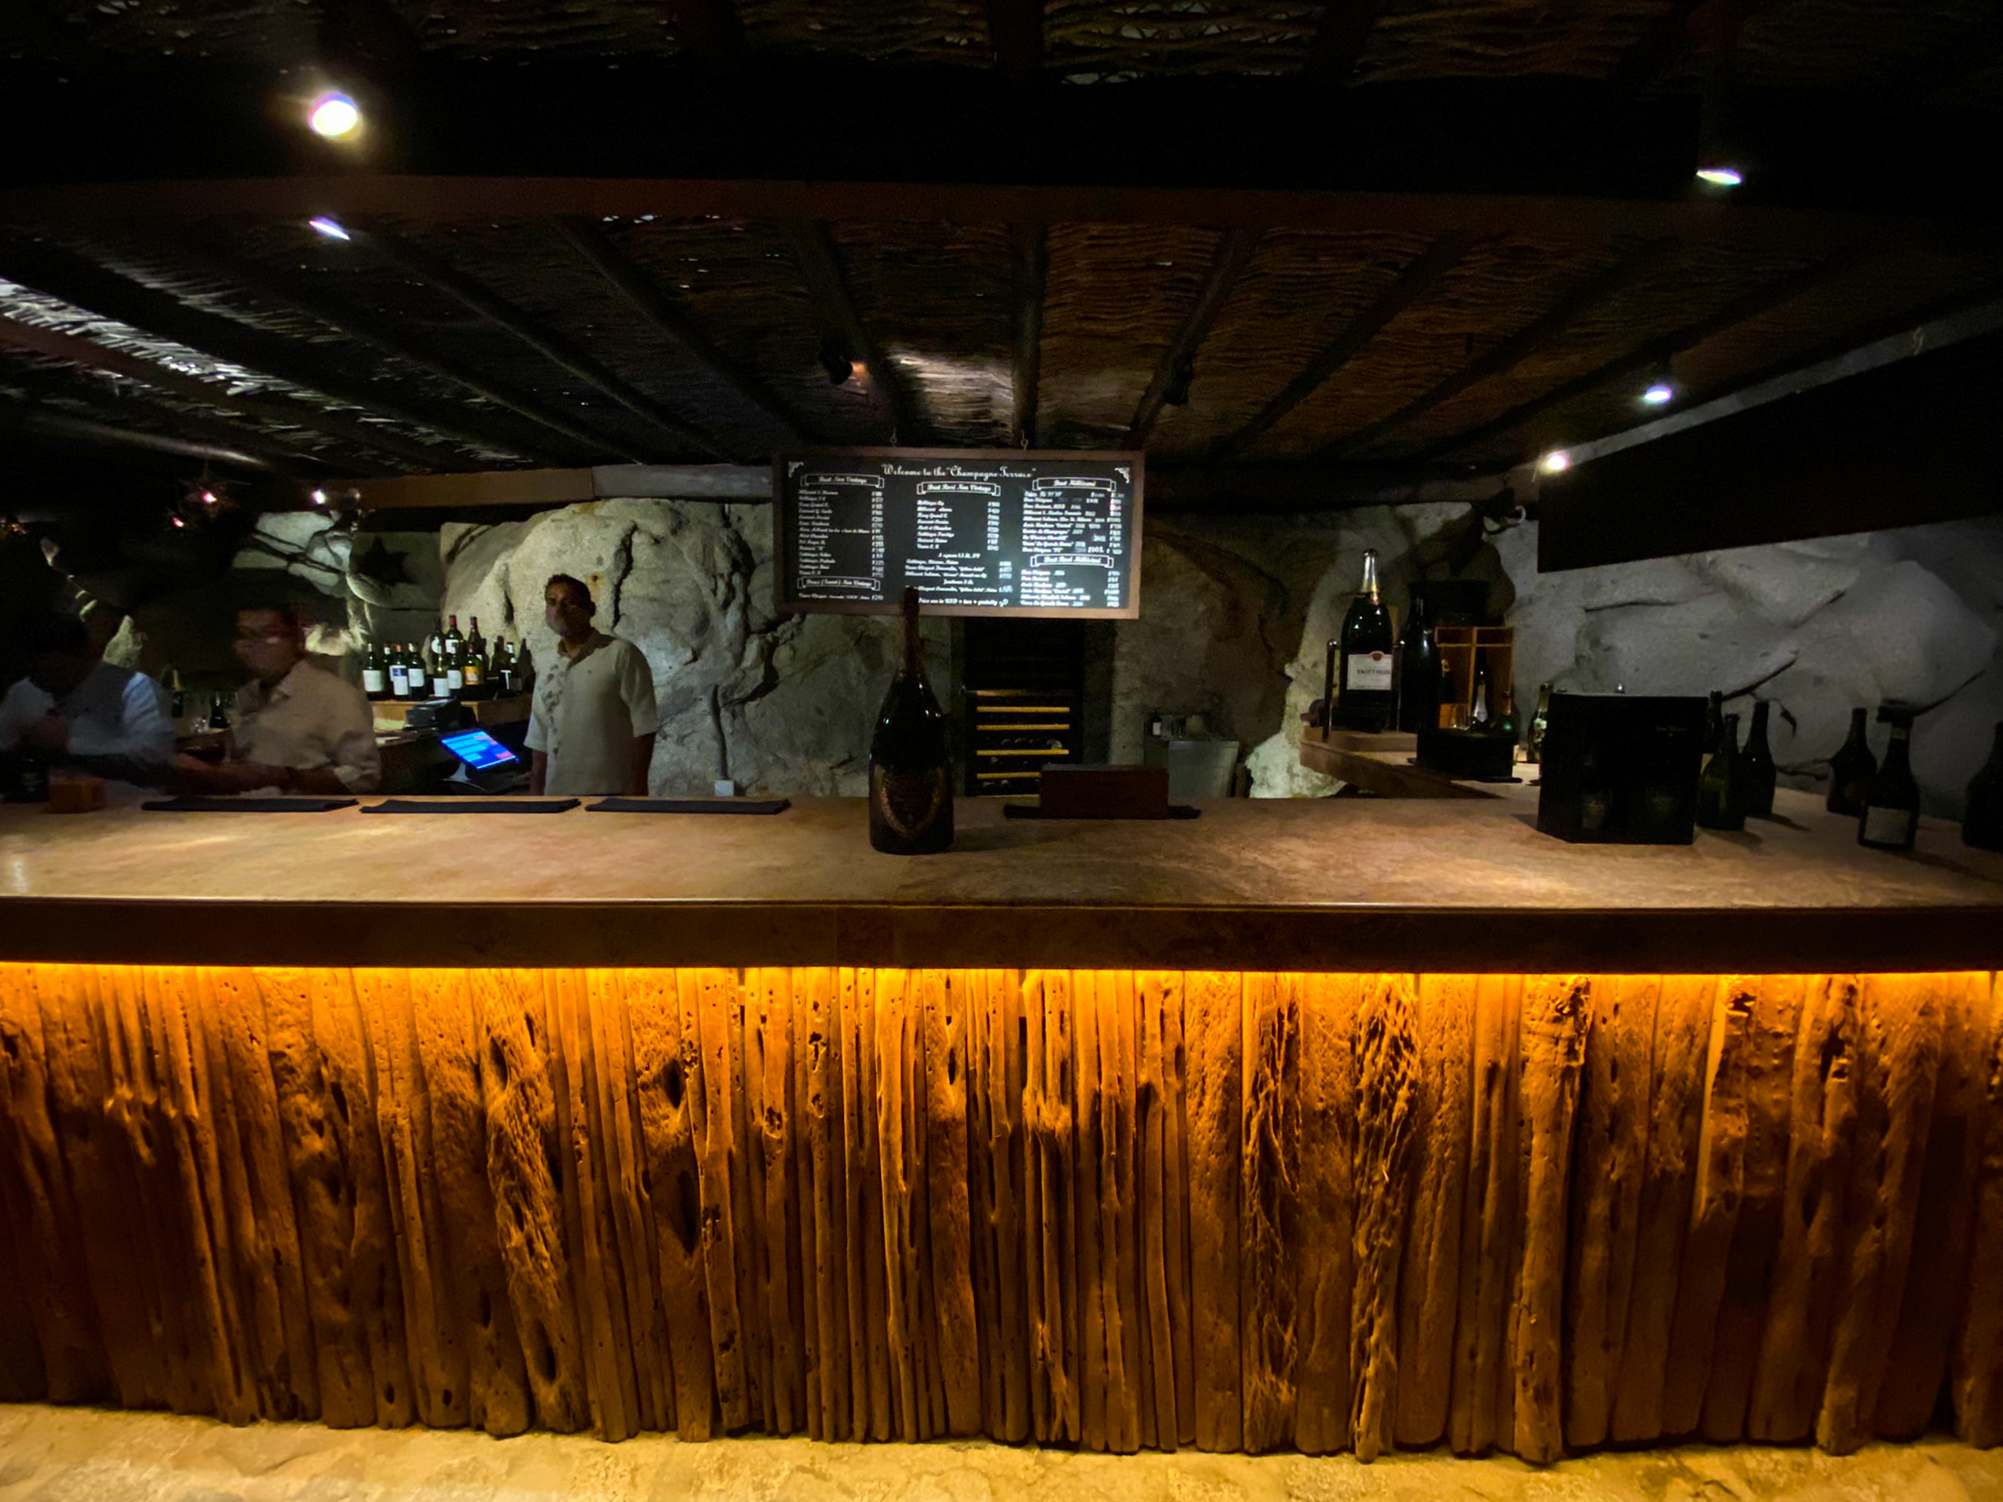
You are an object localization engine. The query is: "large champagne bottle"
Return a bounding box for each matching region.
[1741,698,1777,817]
[1335,548,1395,732]
[1858,704,1920,852]
[1695,712,1744,831]
[1395,587,1438,733]
[1963,721,2003,852]
[1826,707,1875,815]
[868,588,953,855]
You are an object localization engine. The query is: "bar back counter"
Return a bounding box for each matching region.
[2,791,2000,1462]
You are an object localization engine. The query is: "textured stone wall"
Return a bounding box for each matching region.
[3,964,1999,1458]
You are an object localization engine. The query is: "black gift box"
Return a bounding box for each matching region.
[1536,692,1707,845]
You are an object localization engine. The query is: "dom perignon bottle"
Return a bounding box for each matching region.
[868,588,953,855]
[1396,587,1438,734]
[1826,707,1875,816]
[1741,699,1777,818]
[1858,703,1921,852]
[1696,712,1744,831]
[1336,548,1395,733]
[1963,721,2003,852]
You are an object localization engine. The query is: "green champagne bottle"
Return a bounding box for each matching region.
[868,588,953,855]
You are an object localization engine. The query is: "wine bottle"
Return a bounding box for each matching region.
[463,619,486,693]
[1858,704,1921,852]
[361,638,387,700]
[1470,651,1490,727]
[389,643,411,701]
[1494,684,1518,747]
[443,616,466,697]
[1336,548,1395,732]
[1703,690,1724,756]
[868,587,953,855]
[492,637,515,695]
[406,643,429,699]
[1396,588,1439,734]
[1741,699,1777,818]
[1826,706,1875,816]
[208,692,231,732]
[1963,721,2003,852]
[1526,683,1553,765]
[1696,712,1744,831]
[1320,638,1338,738]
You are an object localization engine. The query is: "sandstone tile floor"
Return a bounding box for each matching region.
[3,1407,2001,1502]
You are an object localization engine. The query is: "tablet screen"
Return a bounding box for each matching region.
[439,729,520,770]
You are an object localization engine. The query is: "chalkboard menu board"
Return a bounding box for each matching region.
[774,448,1144,618]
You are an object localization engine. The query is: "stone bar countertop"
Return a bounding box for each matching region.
[1,788,1999,971]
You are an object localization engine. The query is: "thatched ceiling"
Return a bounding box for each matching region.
[0,0,1999,512]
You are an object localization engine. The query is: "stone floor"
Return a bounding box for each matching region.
[2,1406,1999,1502]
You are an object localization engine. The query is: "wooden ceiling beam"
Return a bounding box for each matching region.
[1126,227,1259,449]
[5,177,1961,259]
[780,219,917,442]
[1211,231,1479,460]
[987,0,1044,80]
[551,215,810,443]
[173,237,636,463]
[1417,243,1877,461]
[1323,237,1680,459]
[1305,0,1394,83]
[0,238,550,463]
[1009,222,1047,448]
[0,403,281,472]
[0,311,468,471]
[367,228,740,461]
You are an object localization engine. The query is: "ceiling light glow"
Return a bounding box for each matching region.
[1696,164,1744,188]
[309,216,351,241]
[309,93,361,139]
[1539,449,1572,475]
[1642,381,1675,406]
[311,489,328,506]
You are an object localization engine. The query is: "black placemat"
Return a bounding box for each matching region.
[142,797,358,813]
[588,797,791,815]
[1003,803,1201,820]
[361,798,580,814]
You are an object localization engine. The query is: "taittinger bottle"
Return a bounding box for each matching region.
[1336,548,1395,733]
[868,588,953,855]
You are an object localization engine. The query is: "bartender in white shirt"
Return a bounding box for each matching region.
[526,573,658,796]
[0,614,174,777]
[173,602,380,795]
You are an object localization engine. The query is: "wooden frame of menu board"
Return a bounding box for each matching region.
[773,447,1145,619]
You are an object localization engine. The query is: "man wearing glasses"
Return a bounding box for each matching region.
[176,602,380,795]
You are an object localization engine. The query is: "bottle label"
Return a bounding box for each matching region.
[447,669,464,692]
[390,666,408,693]
[1862,806,1916,846]
[1346,652,1393,691]
[362,669,385,694]
[465,661,484,685]
[872,765,951,842]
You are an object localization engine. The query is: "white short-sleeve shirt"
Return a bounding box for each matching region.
[524,633,658,796]
[0,660,175,766]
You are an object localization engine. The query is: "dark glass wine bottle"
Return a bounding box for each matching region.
[1858,704,1920,852]
[1335,549,1395,733]
[361,638,386,701]
[1741,699,1777,818]
[1826,707,1875,816]
[1526,683,1552,764]
[869,588,953,855]
[1396,587,1438,734]
[406,642,429,699]
[1703,690,1723,756]
[1696,712,1744,831]
[1470,650,1491,727]
[389,643,411,701]
[443,615,466,698]
[1964,721,2003,852]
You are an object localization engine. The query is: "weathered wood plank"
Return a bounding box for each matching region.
[1609,974,1714,1443]
[744,968,803,1434]
[1294,971,1357,1456]
[1074,969,1111,1451]
[1135,970,1179,1451]
[1953,970,2003,1446]
[1450,973,1521,1454]
[1240,971,1299,1454]
[844,966,892,1440]
[1395,972,1471,1449]
[1186,969,1243,1453]
[1352,974,1418,1461]
[985,967,1032,1441]
[1024,968,1080,1444]
[925,969,982,1435]
[1562,974,1656,1450]
[801,965,849,1441]
[682,966,750,1431]
[875,968,922,1439]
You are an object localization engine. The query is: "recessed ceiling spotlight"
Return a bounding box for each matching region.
[1641,379,1676,407]
[1695,164,1744,188]
[308,92,361,140]
[311,489,328,506]
[309,216,351,241]
[1539,449,1572,475]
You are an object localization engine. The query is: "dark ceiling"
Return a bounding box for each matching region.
[0,0,1999,514]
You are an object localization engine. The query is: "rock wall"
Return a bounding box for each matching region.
[6,963,1998,1455]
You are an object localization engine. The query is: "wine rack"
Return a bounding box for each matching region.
[959,617,1085,796]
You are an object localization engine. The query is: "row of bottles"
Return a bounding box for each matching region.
[361,615,531,703]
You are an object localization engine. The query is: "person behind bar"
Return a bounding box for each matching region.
[174,602,380,795]
[0,613,175,778]
[526,573,657,796]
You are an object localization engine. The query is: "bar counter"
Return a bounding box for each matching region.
[2,786,1999,970]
